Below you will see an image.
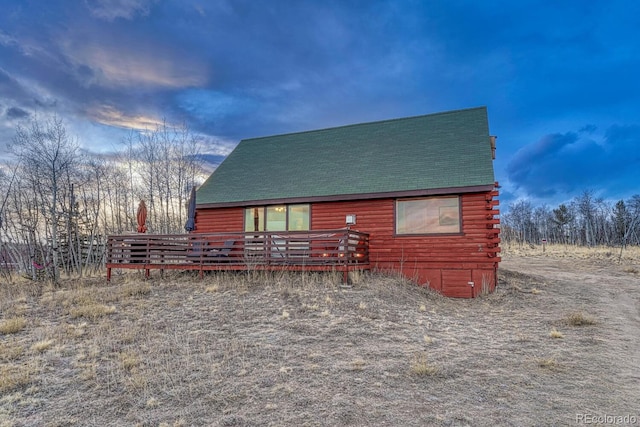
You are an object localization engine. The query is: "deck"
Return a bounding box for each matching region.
[106,229,370,281]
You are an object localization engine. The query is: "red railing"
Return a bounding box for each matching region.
[106,229,369,280]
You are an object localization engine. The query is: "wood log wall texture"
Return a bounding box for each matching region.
[195,190,500,298]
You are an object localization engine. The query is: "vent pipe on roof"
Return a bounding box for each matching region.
[489,136,497,160]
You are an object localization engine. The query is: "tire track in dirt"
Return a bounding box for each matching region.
[502,256,640,416]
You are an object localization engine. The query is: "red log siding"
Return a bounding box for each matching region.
[194,190,500,298]
[193,207,244,233]
[310,192,500,297]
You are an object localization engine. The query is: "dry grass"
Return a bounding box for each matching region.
[120,282,152,298]
[0,317,27,335]
[549,328,564,339]
[566,311,597,326]
[205,284,220,293]
[409,352,439,376]
[0,254,638,426]
[0,363,36,393]
[118,351,140,372]
[68,303,116,320]
[501,242,640,261]
[536,357,560,370]
[0,343,24,361]
[351,358,366,371]
[31,339,55,353]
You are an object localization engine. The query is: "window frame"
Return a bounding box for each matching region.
[244,204,311,232]
[244,207,265,232]
[394,196,463,236]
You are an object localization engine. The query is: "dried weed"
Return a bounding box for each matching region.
[536,357,560,370]
[31,340,55,353]
[409,352,439,376]
[0,343,24,361]
[68,303,116,320]
[549,328,564,339]
[0,363,36,393]
[566,312,597,326]
[0,317,27,335]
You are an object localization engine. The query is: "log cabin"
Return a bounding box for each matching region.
[194,106,500,297]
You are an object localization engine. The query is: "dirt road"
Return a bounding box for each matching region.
[501,255,640,425]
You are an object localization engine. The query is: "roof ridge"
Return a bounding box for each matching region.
[242,106,487,143]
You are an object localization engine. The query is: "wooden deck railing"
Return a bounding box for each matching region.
[106,229,369,281]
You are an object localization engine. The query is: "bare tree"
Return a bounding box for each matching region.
[1,113,209,281]
[131,121,205,233]
[574,190,596,246]
[620,195,640,250]
[10,116,80,282]
[502,200,536,246]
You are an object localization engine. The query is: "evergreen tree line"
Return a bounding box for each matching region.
[501,191,640,247]
[0,116,207,282]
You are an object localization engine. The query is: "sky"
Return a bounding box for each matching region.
[1,0,639,208]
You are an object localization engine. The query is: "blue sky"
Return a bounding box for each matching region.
[1,0,639,207]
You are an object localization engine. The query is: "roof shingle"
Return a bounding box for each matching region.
[197,107,495,205]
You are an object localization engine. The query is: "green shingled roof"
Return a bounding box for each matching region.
[197,107,495,205]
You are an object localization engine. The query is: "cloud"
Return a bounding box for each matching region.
[5,107,30,120]
[0,67,60,115]
[603,125,640,169]
[84,0,153,21]
[176,89,256,124]
[506,125,640,200]
[506,132,580,190]
[0,67,22,98]
[58,39,207,89]
[87,105,164,130]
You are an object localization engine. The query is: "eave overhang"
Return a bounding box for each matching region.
[196,184,496,209]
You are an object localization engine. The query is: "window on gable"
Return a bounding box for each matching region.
[244,204,310,232]
[396,196,461,235]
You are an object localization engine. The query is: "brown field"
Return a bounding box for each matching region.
[1,244,639,426]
